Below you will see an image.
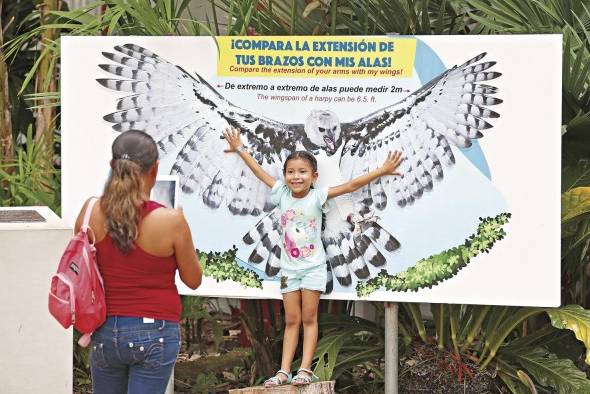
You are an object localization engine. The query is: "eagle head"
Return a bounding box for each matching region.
[304,110,342,156]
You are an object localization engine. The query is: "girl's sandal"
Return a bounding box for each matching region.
[263,370,292,387]
[291,368,318,386]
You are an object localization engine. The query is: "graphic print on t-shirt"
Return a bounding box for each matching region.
[280,208,319,260]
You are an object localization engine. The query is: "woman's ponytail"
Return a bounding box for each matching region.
[101,131,158,254]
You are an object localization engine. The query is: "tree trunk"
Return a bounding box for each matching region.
[228,381,336,394]
[34,0,59,164]
[0,2,13,167]
[240,299,276,378]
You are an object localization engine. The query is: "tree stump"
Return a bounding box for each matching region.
[228,381,336,394]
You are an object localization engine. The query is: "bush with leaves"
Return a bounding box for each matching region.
[199,246,263,289]
[357,213,511,296]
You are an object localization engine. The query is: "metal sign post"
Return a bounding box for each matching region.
[384,302,399,394]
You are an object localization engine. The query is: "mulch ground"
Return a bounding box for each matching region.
[398,341,506,394]
[76,342,508,393]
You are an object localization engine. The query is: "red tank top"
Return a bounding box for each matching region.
[95,201,181,322]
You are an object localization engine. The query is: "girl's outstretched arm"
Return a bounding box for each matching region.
[223,127,276,188]
[327,151,403,199]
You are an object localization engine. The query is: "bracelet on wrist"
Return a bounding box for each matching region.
[236,145,245,153]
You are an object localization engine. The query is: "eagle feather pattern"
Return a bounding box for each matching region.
[98,43,303,216]
[98,44,501,291]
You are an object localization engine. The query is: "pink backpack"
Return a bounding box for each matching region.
[48,197,106,347]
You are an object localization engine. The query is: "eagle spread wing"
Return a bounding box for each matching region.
[97,43,306,216]
[321,52,502,288]
[340,52,501,211]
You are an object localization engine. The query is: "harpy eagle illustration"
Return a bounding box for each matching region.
[97,44,502,292]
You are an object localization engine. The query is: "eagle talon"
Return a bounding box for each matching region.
[349,211,380,236]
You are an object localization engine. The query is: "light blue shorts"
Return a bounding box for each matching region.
[280,264,327,294]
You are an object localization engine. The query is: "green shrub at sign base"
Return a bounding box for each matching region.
[200,247,263,289]
[357,212,511,296]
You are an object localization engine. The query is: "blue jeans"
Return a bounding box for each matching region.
[90,316,181,394]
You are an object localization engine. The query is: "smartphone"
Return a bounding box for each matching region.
[150,175,180,209]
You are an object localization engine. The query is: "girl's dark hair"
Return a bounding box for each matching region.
[101,130,158,254]
[283,151,318,174]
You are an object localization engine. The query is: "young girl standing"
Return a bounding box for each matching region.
[223,128,403,387]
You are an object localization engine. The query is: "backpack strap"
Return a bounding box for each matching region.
[78,333,92,348]
[81,197,98,244]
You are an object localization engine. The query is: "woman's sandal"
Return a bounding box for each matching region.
[291,367,318,386]
[263,370,292,387]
